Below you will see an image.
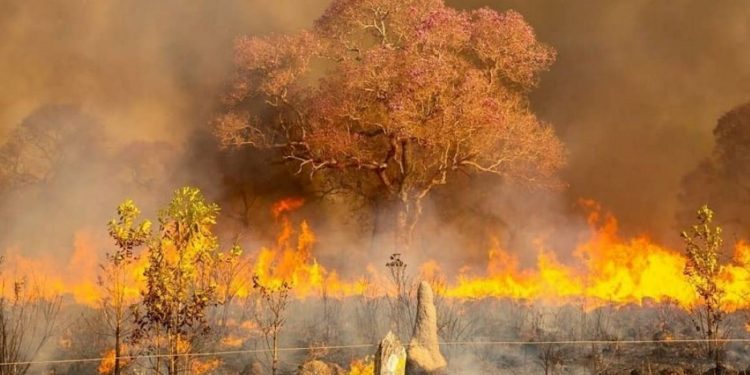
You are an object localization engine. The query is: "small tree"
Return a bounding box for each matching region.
[537,341,564,375]
[681,204,725,365]
[429,277,473,359]
[131,187,230,375]
[385,253,415,340]
[252,274,292,375]
[0,258,62,375]
[99,200,151,375]
[206,244,247,346]
[354,279,383,345]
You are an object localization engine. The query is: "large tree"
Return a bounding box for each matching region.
[0,104,103,193]
[215,0,565,250]
[678,102,750,238]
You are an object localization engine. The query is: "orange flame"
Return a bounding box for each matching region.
[191,358,222,375]
[97,349,116,375]
[271,197,305,219]
[443,200,750,310]
[1,230,149,307]
[348,356,375,375]
[250,216,370,297]
[98,347,129,375]
[4,198,750,313]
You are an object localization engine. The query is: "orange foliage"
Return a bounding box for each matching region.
[98,347,129,375]
[191,358,222,375]
[348,356,374,375]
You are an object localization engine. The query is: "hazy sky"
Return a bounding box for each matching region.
[2,0,749,243]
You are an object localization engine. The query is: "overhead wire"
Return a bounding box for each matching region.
[2,338,749,367]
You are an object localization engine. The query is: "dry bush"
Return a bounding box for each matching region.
[0,264,62,375]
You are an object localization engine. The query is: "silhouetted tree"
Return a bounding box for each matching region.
[0,105,102,193]
[0,258,62,375]
[679,102,750,239]
[252,274,292,375]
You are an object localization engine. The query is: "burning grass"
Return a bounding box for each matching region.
[6,198,750,310]
[4,197,750,373]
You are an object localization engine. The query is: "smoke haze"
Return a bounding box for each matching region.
[1,0,749,263]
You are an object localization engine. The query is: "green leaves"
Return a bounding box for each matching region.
[680,204,725,358]
[160,186,219,226]
[108,199,151,264]
[132,186,230,356]
[681,204,724,292]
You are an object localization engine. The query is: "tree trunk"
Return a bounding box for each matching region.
[272,329,279,375]
[155,327,161,375]
[395,194,424,255]
[396,200,412,254]
[169,333,178,375]
[368,198,416,255]
[114,325,121,375]
[369,200,387,254]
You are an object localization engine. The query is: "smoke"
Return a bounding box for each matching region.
[449,0,750,245]
[2,0,750,268]
[678,101,750,244]
[0,0,330,258]
[6,2,750,372]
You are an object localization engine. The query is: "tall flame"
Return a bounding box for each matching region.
[443,200,749,310]
[271,197,305,219]
[251,199,370,297]
[3,198,750,312]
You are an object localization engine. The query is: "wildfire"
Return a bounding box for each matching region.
[220,335,245,348]
[271,197,305,219]
[443,200,750,310]
[250,201,371,297]
[247,197,750,310]
[98,347,129,375]
[191,358,222,375]
[98,349,116,375]
[4,198,750,312]
[348,356,375,375]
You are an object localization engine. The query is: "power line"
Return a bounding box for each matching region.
[441,338,750,346]
[2,338,749,367]
[0,344,375,367]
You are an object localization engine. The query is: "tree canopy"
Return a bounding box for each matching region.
[679,102,750,238]
[132,187,232,374]
[215,0,565,248]
[0,105,103,193]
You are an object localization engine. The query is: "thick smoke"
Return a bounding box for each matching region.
[457,0,750,245]
[0,0,330,140]
[1,0,749,269]
[0,0,330,261]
